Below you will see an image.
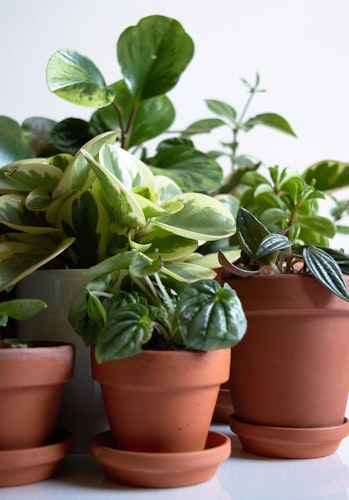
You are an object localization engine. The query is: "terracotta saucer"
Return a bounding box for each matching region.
[0,428,72,487]
[91,430,231,488]
[230,414,349,459]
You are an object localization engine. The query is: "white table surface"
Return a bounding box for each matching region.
[1,422,349,500]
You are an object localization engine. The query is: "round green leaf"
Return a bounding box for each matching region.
[117,15,194,100]
[46,49,115,108]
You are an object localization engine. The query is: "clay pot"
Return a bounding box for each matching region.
[16,269,108,453]
[91,348,231,453]
[217,272,349,458]
[0,341,74,450]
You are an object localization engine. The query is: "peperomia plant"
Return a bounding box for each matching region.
[0,132,236,292]
[68,250,247,362]
[218,207,349,302]
[0,15,223,195]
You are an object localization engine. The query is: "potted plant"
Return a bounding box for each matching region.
[0,127,238,452]
[0,297,74,487]
[66,243,247,487]
[216,202,349,459]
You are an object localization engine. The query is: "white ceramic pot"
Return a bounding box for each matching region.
[15,269,109,453]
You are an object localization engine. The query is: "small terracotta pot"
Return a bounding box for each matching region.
[217,272,349,457]
[0,341,74,450]
[91,348,230,453]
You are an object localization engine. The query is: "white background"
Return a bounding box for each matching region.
[2,0,349,166]
[1,0,349,245]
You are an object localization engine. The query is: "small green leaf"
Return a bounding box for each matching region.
[95,304,153,361]
[205,99,237,124]
[0,299,46,322]
[236,207,270,259]
[303,160,349,193]
[244,113,297,137]
[255,233,293,261]
[182,118,226,135]
[176,279,247,350]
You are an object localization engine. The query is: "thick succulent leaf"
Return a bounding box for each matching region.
[26,187,52,211]
[99,144,156,193]
[303,246,349,302]
[55,190,109,266]
[53,131,118,199]
[0,193,59,234]
[46,49,115,107]
[176,279,247,350]
[0,116,31,167]
[0,161,63,194]
[81,149,146,229]
[163,261,217,282]
[302,160,349,193]
[205,99,237,123]
[95,304,153,361]
[243,113,297,136]
[0,236,74,291]
[138,224,198,261]
[0,299,47,321]
[154,175,182,203]
[117,15,194,100]
[152,193,236,240]
[149,146,223,192]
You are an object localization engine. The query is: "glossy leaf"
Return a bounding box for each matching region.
[236,207,270,258]
[149,146,223,193]
[303,160,349,193]
[303,246,349,301]
[53,131,118,198]
[46,49,115,107]
[95,304,153,361]
[0,235,74,291]
[153,192,236,240]
[176,279,247,350]
[117,15,194,100]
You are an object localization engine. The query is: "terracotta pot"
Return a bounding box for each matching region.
[0,341,74,450]
[91,348,231,453]
[217,271,349,457]
[16,269,109,453]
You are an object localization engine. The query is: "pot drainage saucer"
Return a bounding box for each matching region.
[230,414,349,459]
[0,428,72,487]
[91,430,231,488]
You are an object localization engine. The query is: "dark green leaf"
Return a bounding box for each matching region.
[176,279,247,350]
[255,233,293,260]
[95,304,153,361]
[303,246,349,301]
[117,15,194,100]
[149,146,223,192]
[0,116,31,167]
